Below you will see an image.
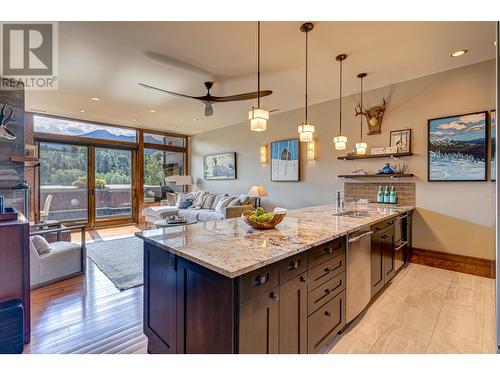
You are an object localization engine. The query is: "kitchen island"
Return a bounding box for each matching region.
[135,203,414,354]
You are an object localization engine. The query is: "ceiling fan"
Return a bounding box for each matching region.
[139,81,273,117]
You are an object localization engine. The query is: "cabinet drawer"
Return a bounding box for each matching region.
[308,254,345,291]
[239,264,279,303]
[278,253,307,284]
[371,218,395,234]
[307,237,345,269]
[307,290,345,353]
[308,272,345,316]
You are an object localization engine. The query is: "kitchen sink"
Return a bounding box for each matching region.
[333,210,372,218]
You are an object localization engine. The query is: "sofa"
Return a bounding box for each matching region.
[141,190,255,226]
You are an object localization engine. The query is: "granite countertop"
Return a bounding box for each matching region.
[135,203,414,278]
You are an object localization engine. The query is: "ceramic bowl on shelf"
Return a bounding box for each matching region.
[241,210,286,230]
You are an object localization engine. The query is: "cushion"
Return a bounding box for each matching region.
[178,209,201,221]
[197,211,224,222]
[211,193,228,210]
[202,194,216,209]
[178,199,193,209]
[142,206,179,219]
[238,195,250,205]
[227,197,241,207]
[192,191,208,208]
[176,192,195,207]
[31,235,51,255]
[215,196,234,214]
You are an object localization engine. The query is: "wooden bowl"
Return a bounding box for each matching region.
[241,210,286,230]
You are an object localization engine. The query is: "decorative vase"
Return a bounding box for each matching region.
[382,163,394,174]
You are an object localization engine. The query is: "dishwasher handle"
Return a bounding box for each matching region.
[348,231,374,243]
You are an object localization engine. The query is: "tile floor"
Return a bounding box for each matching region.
[330,263,497,354]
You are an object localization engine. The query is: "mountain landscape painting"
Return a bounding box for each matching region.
[428,111,487,181]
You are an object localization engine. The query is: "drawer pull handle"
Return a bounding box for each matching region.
[289,260,300,270]
[324,267,331,273]
[256,274,267,286]
[324,288,331,295]
[324,311,331,317]
[300,276,308,283]
[270,292,279,300]
[325,247,333,254]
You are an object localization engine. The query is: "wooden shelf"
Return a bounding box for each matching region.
[10,156,39,163]
[338,174,414,179]
[337,152,413,161]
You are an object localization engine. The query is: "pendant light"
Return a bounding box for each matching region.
[249,21,269,132]
[298,22,314,142]
[333,54,348,150]
[355,73,368,155]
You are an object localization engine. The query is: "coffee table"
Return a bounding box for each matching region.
[154,218,197,228]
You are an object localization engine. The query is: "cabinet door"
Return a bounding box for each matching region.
[239,289,279,354]
[371,232,385,297]
[143,243,177,354]
[279,273,307,354]
[383,228,396,282]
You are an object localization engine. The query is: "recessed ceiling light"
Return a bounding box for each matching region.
[132,118,138,122]
[149,109,157,113]
[90,97,101,101]
[79,109,86,113]
[192,118,198,122]
[450,49,467,57]
[172,125,177,129]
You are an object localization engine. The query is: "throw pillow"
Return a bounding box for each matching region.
[215,196,234,214]
[211,193,228,210]
[192,191,208,208]
[178,199,193,209]
[227,197,241,207]
[202,194,216,209]
[31,235,51,255]
[238,194,250,205]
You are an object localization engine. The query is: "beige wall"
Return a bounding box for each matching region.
[191,60,496,259]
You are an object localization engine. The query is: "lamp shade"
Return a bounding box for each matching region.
[164,175,178,183]
[249,108,269,132]
[334,135,348,150]
[175,175,193,186]
[247,185,268,198]
[298,123,315,142]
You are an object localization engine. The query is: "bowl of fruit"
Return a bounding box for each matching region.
[241,207,287,230]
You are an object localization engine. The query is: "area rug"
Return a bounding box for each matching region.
[86,236,143,290]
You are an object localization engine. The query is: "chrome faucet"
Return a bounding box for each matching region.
[336,191,345,211]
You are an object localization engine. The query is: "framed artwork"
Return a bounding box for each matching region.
[203,152,237,180]
[271,138,300,182]
[491,110,496,181]
[390,129,411,153]
[428,111,488,182]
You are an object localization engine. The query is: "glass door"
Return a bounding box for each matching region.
[93,147,134,224]
[38,142,89,224]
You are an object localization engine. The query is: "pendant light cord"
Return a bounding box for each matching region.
[360,75,363,141]
[305,29,308,123]
[257,21,261,108]
[339,58,343,135]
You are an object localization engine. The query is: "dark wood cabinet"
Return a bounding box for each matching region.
[383,228,396,282]
[371,230,385,297]
[278,273,307,354]
[239,288,279,354]
[371,221,397,297]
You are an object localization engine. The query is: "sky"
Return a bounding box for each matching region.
[429,113,487,142]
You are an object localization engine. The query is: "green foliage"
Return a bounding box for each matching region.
[95,178,107,189]
[144,151,163,186]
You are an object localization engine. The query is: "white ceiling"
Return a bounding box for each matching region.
[25,21,496,135]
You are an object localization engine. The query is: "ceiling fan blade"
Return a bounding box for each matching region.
[138,83,197,100]
[269,108,280,113]
[206,90,273,103]
[204,102,214,117]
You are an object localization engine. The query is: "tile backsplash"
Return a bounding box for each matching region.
[344,182,415,206]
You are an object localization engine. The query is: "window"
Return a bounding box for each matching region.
[143,133,185,148]
[143,149,185,203]
[34,115,137,142]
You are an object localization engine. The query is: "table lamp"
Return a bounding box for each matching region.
[247,185,268,208]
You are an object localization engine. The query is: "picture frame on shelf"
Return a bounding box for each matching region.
[203,152,237,180]
[390,129,411,153]
[491,110,496,181]
[428,111,488,182]
[270,138,300,182]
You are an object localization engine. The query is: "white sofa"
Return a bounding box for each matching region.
[141,191,254,226]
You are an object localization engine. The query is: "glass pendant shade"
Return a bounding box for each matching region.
[249,108,269,132]
[355,142,368,155]
[298,123,315,142]
[334,135,348,150]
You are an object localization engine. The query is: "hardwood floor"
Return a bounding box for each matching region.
[330,263,497,354]
[25,226,146,354]
[25,228,496,354]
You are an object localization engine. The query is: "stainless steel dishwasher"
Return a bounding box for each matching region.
[346,227,373,324]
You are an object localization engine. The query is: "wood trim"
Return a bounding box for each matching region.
[143,142,187,153]
[34,132,138,149]
[409,247,496,279]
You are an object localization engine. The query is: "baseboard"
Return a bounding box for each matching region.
[408,248,496,278]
